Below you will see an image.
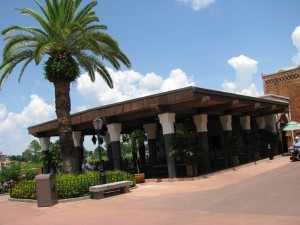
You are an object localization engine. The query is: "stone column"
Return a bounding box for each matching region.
[265,114,279,155]
[256,117,266,130]
[265,114,277,133]
[220,115,232,167]
[104,131,113,170]
[39,137,50,174]
[158,113,176,178]
[107,123,122,170]
[143,123,157,164]
[73,131,83,173]
[193,114,210,173]
[240,116,251,162]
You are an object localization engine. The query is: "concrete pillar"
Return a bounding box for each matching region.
[107,123,122,170]
[143,123,157,164]
[158,113,176,178]
[73,131,83,173]
[220,115,232,167]
[39,137,51,174]
[193,114,210,173]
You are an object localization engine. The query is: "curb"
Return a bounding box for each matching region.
[145,155,283,183]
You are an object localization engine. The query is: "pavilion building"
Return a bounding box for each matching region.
[28,86,289,178]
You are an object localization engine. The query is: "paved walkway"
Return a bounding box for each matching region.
[1,156,299,225]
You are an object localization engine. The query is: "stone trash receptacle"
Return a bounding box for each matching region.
[35,174,58,207]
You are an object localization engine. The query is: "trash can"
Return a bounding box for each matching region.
[267,144,273,160]
[35,174,58,207]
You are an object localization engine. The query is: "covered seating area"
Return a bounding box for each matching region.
[28,86,289,178]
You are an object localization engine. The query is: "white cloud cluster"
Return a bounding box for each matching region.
[292,26,300,65]
[177,0,215,11]
[0,104,7,120]
[221,55,260,96]
[76,68,195,111]
[0,95,54,155]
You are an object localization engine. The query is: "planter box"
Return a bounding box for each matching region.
[134,173,145,183]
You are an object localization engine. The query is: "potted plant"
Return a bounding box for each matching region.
[169,124,200,177]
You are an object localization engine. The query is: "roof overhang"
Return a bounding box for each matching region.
[28,86,289,137]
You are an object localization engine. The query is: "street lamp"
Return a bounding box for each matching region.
[93,114,106,184]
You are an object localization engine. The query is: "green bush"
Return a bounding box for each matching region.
[0,162,22,183]
[10,170,135,200]
[25,170,39,180]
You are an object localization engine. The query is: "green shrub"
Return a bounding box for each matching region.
[25,170,39,180]
[10,170,135,200]
[0,162,22,183]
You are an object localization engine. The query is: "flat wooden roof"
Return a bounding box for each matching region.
[28,86,289,137]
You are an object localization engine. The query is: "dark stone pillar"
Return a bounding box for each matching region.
[74,146,84,173]
[197,132,210,173]
[143,123,158,164]
[107,143,113,170]
[223,130,232,167]
[107,123,122,170]
[158,113,177,178]
[111,141,121,170]
[148,139,157,164]
[73,131,83,174]
[243,129,251,161]
[39,137,51,174]
[220,115,233,168]
[193,114,210,174]
[42,150,51,174]
[163,133,177,179]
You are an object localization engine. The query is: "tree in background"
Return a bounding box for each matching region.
[122,130,147,173]
[48,140,62,173]
[0,0,130,173]
[21,140,42,163]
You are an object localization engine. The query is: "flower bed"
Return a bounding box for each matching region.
[10,170,135,200]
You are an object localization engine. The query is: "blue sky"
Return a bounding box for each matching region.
[0,0,300,155]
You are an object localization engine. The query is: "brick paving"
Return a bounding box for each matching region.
[1,156,299,225]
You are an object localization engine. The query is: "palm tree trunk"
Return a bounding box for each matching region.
[54,79,76,174]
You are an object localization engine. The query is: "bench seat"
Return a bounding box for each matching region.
[89,181,133,199]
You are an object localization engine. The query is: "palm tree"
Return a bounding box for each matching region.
[0,0,131,173]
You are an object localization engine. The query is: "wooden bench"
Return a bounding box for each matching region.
[89,181,133,199]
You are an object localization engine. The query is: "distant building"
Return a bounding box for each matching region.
[262,66,300,149]
[0,152,10,168]
[262,66,300,122]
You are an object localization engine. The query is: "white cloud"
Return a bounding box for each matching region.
[161,69,195,91]
[76,68,195,110]
[221,55,260,96]
[177,0,215,11]
[0,95,54,155]
[292,26,300,65]
[0,104,6,119]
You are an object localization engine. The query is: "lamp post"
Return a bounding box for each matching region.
[93,114,106,184]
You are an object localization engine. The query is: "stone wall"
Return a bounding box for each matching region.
[262,67,300,122]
